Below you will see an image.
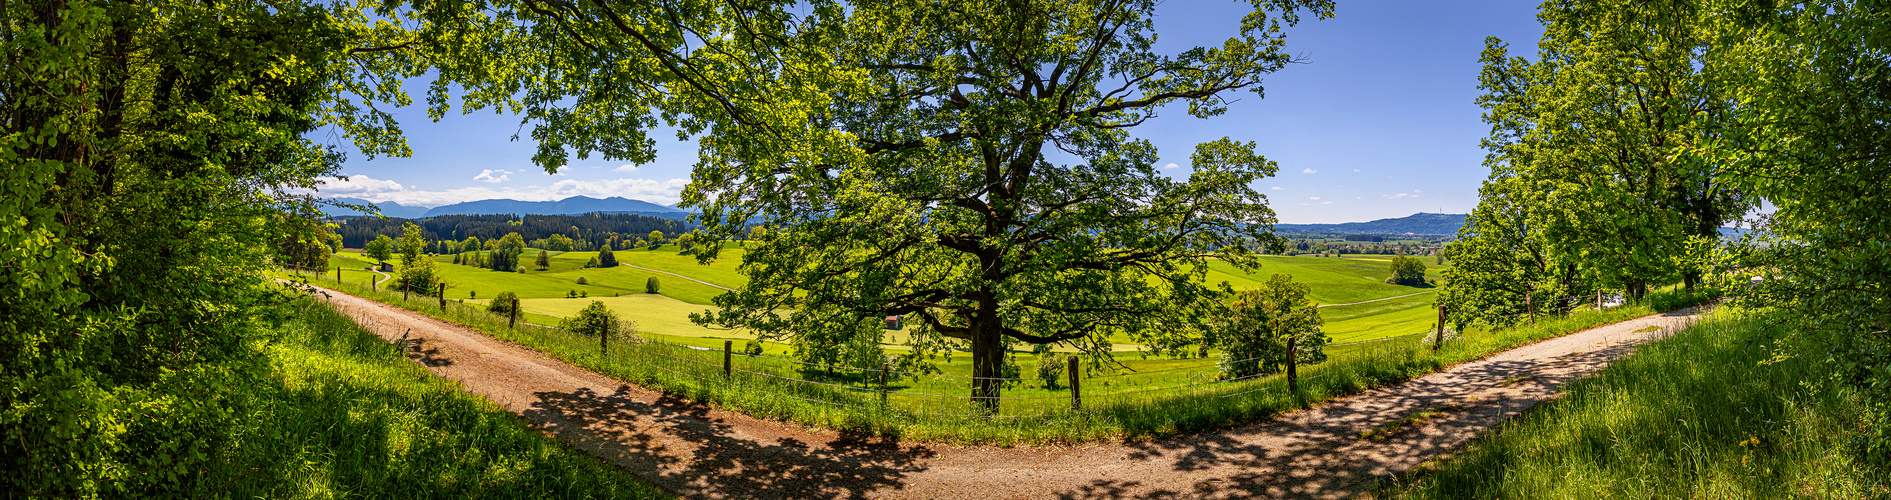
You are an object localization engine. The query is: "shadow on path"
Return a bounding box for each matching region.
[523,385,936,500]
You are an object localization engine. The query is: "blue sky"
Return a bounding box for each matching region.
[307,0,1544,224]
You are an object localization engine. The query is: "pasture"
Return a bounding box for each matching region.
[351,246,1450,352]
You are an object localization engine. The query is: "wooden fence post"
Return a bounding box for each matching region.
[1597,290,1603,310]
[1527,286,1536,325]
[723,340,733,378]
[879,361,890,407]
[600,317,610,356]
[336,266,341,284]
[1432,304,1447,351]
[1067,355,1081,410]
[509,297,519,329]
[1286,332,1299,396]
[437,282,446,308]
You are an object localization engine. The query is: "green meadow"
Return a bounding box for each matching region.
[317,246,1450,353]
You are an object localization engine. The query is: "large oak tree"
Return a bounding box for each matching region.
[426,0,1331,411]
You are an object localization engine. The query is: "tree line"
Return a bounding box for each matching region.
[335,213,684,249]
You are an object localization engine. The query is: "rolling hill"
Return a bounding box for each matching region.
[1273,212,1468,236]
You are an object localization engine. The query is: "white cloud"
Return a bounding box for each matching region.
[1321,201,1334,205]
[1413,189,1423,193]
[1302,168,1317,174]
[472,169,511,183]
[550,165,572,176]
[1271,186,1285,191]
[1383,193,1420,200]
[1310,196,1321,200]
[1352,169,1361,172]
[310,174,403,194]
[1162,162,1180,170]
[613,164,640,172]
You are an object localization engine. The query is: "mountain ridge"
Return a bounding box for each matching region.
[1273,212,1468,235]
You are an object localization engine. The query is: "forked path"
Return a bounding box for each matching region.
[296,282,1708,500]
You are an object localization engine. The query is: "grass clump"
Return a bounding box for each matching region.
[1384,310,1890,499]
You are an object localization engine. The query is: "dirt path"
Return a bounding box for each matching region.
[294,281,1707,499]
[616,263,736,291]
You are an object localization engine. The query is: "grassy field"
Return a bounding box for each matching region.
[280,268,1712,444]
[207,291,666,498]
[382,248,1451,348]
[1383,310,1889,499]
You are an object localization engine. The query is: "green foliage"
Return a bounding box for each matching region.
[364,234,395,264]
[558,300,637,345]
[1698,1,1891,458]
[459,236,481,254]
[535,249,550,270]
[1037,354,1065,390]
[1213,274,1329,379]
[575,276,589,285]
[395,223,440,294]
[490,232,526,272]
[598,247,617,267]
[488,291,520,316]
[645,277,660,294]
[1385,255,1428,286]
[0,0,448,489]
[277,213,337,272]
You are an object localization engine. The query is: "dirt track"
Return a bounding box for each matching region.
[295,282,1708,499]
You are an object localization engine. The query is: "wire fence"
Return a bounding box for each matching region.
[278,266,1627,431]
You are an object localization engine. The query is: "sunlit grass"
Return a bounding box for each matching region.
[209,292,667,498]
[1384,310,1889,499]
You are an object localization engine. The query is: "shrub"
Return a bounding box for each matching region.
[487,291,518,316]
[1386,255,1429,286]
[1214,274,1328,379]
[645,277,661,294]
[598,248,617,267]
[744,340,764,356]
[575,276,588,285]
[1036,353,1065,389]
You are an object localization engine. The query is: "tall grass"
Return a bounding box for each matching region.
[1383,310,1890,499]
[208,293,667,498]
[275,270,1718,445]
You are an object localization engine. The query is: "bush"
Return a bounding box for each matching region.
[1215,274,1329,379]
[744,340,764,356]
[487,291,519,316]
[645,277,660,294]
[575,276,588,285]
[1036,353,1065,389]
[1386,255,1428,286]
[598,248,617,267]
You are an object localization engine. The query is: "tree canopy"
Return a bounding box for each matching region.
[407,0,1333,410]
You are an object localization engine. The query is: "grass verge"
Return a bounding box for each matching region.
[215,293,667,498]
[274,269,1717,445]
[1380,310,1890,499]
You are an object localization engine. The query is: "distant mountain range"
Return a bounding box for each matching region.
[420,196,684,217]
[1273,212,1468,236]
[321,198,430,219]
[320,196,690,220]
